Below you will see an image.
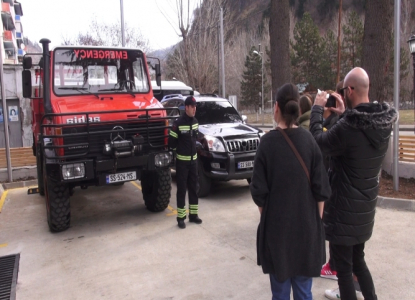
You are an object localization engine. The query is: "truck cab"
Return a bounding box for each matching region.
[22,39,177,232]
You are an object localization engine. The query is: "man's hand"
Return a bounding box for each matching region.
[329,92,345,115]
[314,91,328,107]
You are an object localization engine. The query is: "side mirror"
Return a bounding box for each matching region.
[155,63,161,86]
[23,56,32,70]
[22,70,32,98]
[242,115,247,123]
[190,90,194,96]
[196,141,203,151]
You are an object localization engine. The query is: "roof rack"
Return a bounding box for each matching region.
[197,93,218,97]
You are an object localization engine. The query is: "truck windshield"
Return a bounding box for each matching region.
[53,48,150,96]
[196,101,243,125]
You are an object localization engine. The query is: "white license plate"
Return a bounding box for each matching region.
[106,171,136,184]
[238,161,254,169]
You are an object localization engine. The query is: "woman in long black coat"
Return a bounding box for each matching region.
[250,83,331,300]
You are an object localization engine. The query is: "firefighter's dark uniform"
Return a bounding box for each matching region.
[168,98,201,228]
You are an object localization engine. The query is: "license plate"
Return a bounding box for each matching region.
[237,161,254,169]
[106,171,136,184]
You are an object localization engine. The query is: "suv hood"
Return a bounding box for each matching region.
[199,123,261,138]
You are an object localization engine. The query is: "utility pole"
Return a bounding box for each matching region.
[220,7,225,98]
[0,33,13,181]
[336,0,342,83]
[120,0,126,47]
[392,0,401,190]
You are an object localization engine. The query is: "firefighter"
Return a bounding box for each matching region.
[168,96,202,229]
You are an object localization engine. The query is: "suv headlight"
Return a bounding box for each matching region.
[205,135,226,152]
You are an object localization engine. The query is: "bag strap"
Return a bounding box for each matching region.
[276,127,310,184]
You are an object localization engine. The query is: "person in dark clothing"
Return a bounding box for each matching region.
[250,83,331,300]
[168,96,202,229]
[310,67,398,300]
[297,94,313,130]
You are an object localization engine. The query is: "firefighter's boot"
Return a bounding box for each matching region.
[177,207,186,229]
[189,204,202,224]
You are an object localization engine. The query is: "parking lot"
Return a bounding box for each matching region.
[1,174,415,300]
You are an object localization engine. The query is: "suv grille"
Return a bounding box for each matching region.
[226,138,259,153]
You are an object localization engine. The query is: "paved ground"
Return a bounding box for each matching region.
[0,177,414,300]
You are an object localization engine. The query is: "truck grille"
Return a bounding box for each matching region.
[62,121,166,157]
[226,138,259,153]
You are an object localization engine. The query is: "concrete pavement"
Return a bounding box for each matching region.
[0,179,414,299]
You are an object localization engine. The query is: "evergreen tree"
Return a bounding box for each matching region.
[319,29,338,89]
[341,11,364,77]
[290,12,323,90]
[240,47,265,111]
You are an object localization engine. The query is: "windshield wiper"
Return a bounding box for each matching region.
[97,88,136,98]
[58,87,99,99]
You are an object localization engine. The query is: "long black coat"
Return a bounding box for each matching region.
[250,128,331,281]
[310,103,397,246]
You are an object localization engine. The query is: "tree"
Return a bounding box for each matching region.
[290,12,322,90]
[341,10,364,77]
[61,19,150,51]
[319,29,338,89]
[269,0,291,96]
[240,47,264,111]
[362,0,393,102]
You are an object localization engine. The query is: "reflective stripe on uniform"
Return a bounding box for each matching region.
[169,131,178,138]
[176,153,197,161]
[192,123,198,129]
[177,207,186,218]
[178,125,191,131]
[189,204,198,215]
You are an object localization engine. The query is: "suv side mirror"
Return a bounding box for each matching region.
[242,115,247,123]
[155,64,161,86]
[22,70,32,98]
[196,141,203,151]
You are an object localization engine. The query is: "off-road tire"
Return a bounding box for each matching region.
[36,145,45,196]
[197,161,211,198]
[44,170,71,232]
[141,168,171,212]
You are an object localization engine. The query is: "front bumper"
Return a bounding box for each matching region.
[199,151,255,181]
[44,151,172,186]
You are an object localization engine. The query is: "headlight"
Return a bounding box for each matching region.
[204,135,226,152]
[62,163,85,180]
[155,152,172,167]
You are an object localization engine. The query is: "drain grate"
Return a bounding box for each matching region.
[0,254,20,300]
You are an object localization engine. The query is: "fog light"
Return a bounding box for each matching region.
[155,152,172,167]
[211,162,220,169]
[62,163,85,180]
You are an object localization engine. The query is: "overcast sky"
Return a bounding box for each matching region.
[19,0,199,50]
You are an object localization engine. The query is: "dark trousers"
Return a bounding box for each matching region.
[330,242,377,300]
[176,160,199,215]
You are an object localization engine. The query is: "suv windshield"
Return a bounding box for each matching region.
[196,100,242,125]
[53,48,149,96]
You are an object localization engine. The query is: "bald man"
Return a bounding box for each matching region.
[309,67,398,300]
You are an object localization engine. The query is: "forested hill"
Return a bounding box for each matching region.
[224,0,414,34]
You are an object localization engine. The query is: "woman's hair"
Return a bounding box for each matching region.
[276,83,300,127]
[299,94,312,115]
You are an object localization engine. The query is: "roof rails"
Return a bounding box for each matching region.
[197,93,218,97]
[161,94,186,102]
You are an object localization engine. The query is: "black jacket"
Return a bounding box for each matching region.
[168,113,199,163]
[310,102,397,245]
[250,128,331,280]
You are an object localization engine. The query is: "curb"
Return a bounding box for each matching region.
[0,179,414,212]
[377,196,415,212]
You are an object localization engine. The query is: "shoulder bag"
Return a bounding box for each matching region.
[276,127,310,184]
